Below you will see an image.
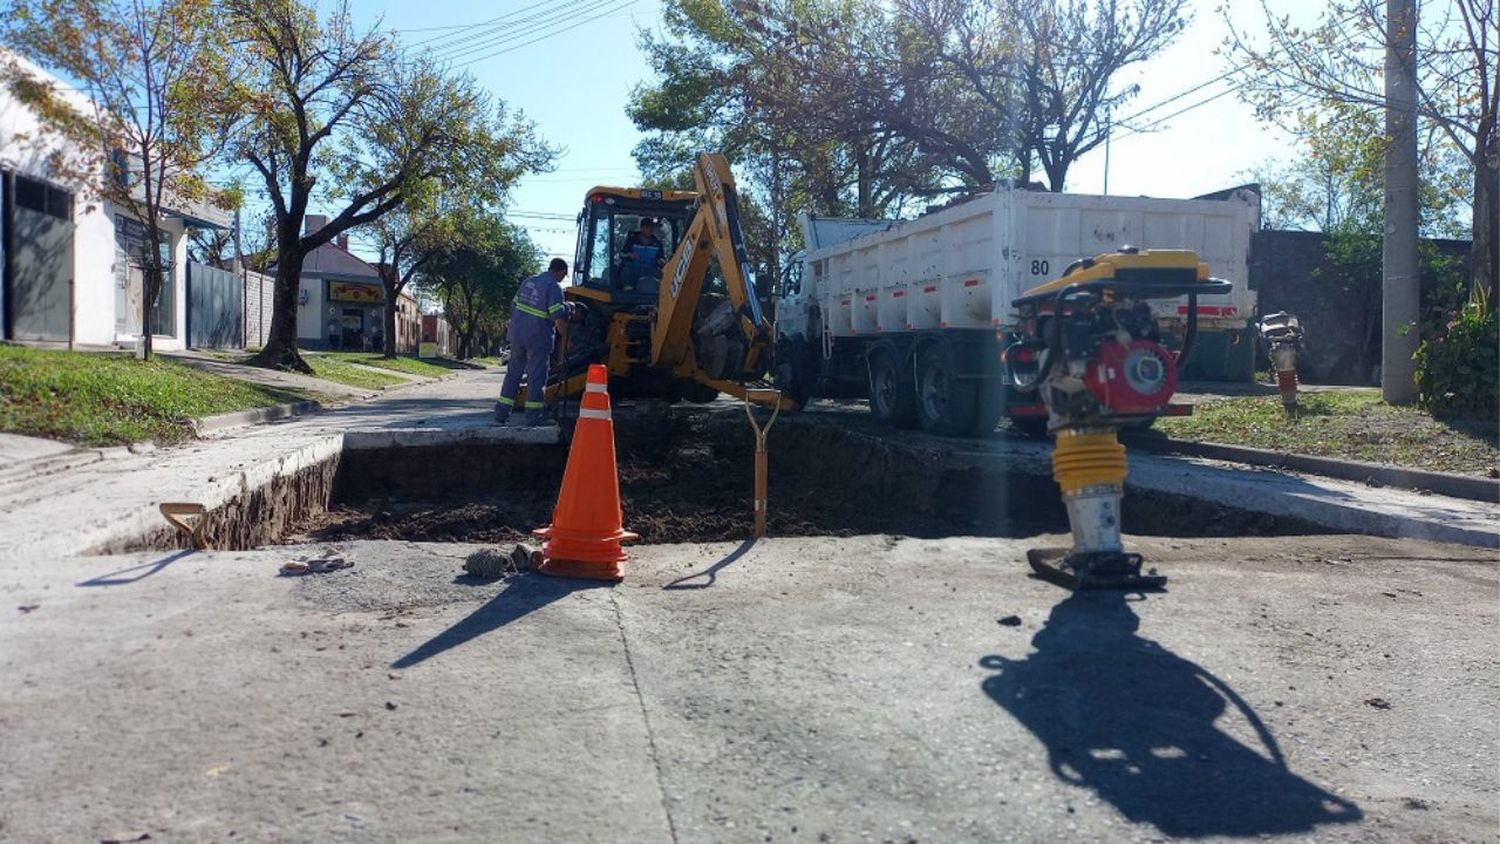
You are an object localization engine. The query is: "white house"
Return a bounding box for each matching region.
[0,50,229,350]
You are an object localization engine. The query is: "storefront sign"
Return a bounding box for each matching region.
[329,281,383,303]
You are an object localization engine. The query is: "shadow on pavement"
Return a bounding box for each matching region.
[77,549,196,587]
[391,574,608,669]
[663,538,757,590]
[980,591,1362,838]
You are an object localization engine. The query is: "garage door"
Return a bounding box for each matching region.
[7,174,74,341]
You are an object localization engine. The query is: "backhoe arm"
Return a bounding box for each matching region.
[650,152,769,370]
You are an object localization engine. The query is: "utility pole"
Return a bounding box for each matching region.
[1381,0,1419,403]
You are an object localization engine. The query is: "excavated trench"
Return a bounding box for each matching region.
[295,411,1316,548]
[128,407,1319,553]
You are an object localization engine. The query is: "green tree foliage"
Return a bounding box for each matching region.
[224,0,550,373]
[1225,0,1499,298]
[1250,101,1467,236]
[630,0,1188,260]
[1,0,242,358]
[423,209,543,359]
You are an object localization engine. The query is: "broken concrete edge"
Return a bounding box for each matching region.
[1127,436,1500,505]
[80,433,346,557]
[77,427,559,557]
[191,400,325,436]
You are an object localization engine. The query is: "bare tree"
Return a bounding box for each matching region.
[1225,0,1498,297]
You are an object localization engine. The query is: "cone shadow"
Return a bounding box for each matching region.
[391,575,605,669]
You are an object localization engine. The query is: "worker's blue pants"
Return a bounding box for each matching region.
[498,342,551,414]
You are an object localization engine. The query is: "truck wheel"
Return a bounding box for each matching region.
[915,344,977,437]
[868,349,918,428]
[773,336,813,408]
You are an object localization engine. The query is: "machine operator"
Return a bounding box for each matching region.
[617,217,666,291]
[494,258,569,426]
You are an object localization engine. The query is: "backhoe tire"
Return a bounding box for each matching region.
[867,349,918,429]
[915,343,978,437]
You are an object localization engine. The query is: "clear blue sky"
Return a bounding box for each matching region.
[337,0,1322,266]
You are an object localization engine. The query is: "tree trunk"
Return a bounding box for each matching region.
[251,234,312,373]
[1472,134,1498,301]
[1043,156,1067,193]
[383,284,399,358]
[855,144,873,218]
[140,263,157,361]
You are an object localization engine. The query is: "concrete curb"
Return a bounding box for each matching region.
[192,400,324,436]
[1126,436,1500,504]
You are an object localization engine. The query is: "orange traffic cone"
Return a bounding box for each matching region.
[533,364,639,581]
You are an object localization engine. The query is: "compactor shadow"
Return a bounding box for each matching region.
[663,539,757,590]
[980,591,1362,838]
[391,574,607,669]
[77,549,195,587]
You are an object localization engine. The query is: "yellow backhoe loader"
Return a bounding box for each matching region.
[541,153,792,409]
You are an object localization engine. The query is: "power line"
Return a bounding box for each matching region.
[430,0,634,64]
[403,0,579,47]
[423,0,614,59]
[1114,69,1236,125]
[452,0,642,67]
[1113,86,1239,140]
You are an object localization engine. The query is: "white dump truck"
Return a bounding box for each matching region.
[771,186,1260,436]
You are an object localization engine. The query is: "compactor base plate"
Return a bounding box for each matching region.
[1026,547,1166,591]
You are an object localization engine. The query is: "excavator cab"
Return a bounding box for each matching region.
[547,156,793,411]
[573,188,696,307]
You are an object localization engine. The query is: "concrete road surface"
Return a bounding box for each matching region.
[1,534,1494,842]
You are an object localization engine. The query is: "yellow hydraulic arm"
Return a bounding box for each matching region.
[651,153,771,374]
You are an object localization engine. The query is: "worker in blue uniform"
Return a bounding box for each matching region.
[495,258,569,426]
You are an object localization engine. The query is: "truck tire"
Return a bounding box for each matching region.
[868,349,918,428]
[915,343,977,437]
[773,336,814,408]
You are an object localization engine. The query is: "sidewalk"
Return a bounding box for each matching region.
[161,351,379,400]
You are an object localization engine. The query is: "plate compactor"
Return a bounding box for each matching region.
[1005,248,1232,589]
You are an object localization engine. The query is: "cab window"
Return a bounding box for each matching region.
[584,210,613,286]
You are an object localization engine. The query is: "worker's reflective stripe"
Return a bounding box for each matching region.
[523,400,546,409]
[584,383,607,393]
[547,303,564,316]
[514,302,549,320]
[577,408,611,420]
[496,395,516,406]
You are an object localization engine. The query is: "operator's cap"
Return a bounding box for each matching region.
[639,217,656,227]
